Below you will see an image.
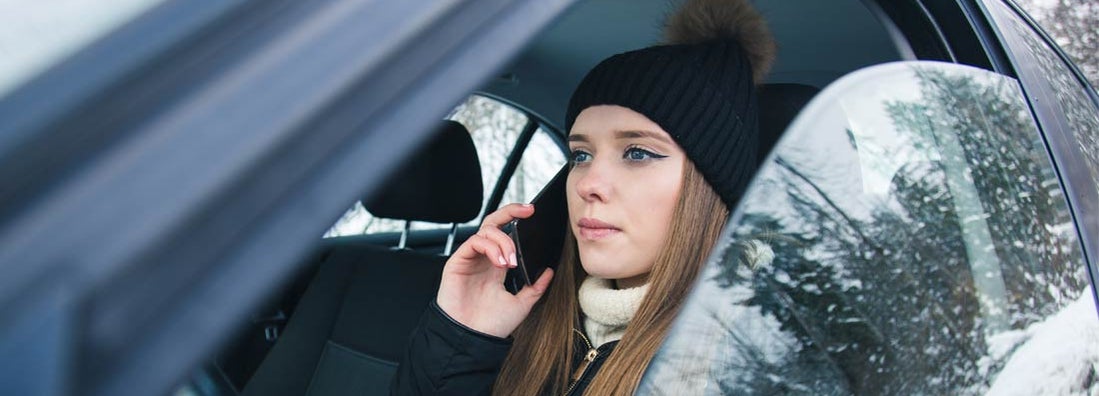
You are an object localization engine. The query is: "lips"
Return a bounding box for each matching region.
[577,217,620,240]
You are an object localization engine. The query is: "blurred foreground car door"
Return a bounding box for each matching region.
[0,1,575,395]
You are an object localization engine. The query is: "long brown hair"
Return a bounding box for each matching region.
[493,160,730,395]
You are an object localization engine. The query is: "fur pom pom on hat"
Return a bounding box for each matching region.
[664,0,775,83]
[566,0,776,209]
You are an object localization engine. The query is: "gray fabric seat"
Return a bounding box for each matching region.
[242,120,482,396]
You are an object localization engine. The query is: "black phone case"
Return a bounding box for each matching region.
[503,165,569,294]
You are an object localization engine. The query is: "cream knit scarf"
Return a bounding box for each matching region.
[578,276,650,347]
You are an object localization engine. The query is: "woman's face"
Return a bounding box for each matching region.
[567,105,685,288]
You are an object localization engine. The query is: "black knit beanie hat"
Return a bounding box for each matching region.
[565,0,775,209]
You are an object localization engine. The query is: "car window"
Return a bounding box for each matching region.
[499,127,568,205]
[0,0,165,97]
[642,62,1091,395]
[985,0,1099,194]
[324,95,531,237]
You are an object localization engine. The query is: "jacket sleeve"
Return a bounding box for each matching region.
[390,300,513,395]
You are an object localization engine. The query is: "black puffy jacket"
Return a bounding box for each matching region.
[390,301,617,395]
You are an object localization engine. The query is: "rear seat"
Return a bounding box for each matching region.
[242,120,483,396]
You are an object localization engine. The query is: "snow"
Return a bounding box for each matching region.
[986,291,1099,395]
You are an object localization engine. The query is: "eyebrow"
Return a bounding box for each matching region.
[614,129,673,144]
[567,130,673,144]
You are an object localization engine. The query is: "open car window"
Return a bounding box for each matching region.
[642,61,1091,395]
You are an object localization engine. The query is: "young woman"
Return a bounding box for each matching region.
[392,0,775,394]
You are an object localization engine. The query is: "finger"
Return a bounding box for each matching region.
[516,268,554,307]
[476,228,517,267]
[491,259,510,284]
[465,235,510,268]
[451,233,486,260]
[481,203,535,229]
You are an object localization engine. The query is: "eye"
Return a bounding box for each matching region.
[623,147,666,162]
[570,149,592,165]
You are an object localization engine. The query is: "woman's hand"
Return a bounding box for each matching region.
[435,203,555,338]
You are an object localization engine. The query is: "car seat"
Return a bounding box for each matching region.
[240,120,482,396]
[757,83,820,163]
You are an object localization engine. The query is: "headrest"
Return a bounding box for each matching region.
[363,120,483,223]
[757,83,820,164]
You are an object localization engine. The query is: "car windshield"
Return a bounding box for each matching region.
[642,61,1091,395]
[0,0,163,97]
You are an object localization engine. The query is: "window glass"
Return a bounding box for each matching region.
[449,95,530,223]
[642,62,1091,395]
[325,95,527,237]
[324,201,408,237]
[499,128,567,205]
[987,1,1099,194]
[1006,0,1098,90]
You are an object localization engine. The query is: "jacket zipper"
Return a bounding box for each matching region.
[563,329,598,396]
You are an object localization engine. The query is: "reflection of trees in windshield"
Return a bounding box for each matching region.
[997,3,1099,186]
[692,66,1087,395]
[888,69,1083,322]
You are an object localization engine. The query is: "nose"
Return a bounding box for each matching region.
[573,162,610,203]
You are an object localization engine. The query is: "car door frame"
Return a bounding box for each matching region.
[0,0,577,395]
[969,0,1099,301]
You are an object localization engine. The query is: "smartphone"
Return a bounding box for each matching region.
[502,165,569,294]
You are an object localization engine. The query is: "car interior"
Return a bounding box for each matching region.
[181,0,938,394]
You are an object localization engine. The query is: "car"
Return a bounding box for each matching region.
[0,0,1096,395]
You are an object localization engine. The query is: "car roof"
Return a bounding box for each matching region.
[482,0,905,129]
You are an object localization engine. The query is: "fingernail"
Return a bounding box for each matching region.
[509,253,518,267]
[498,256,507,266]
[522,203,533,208]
